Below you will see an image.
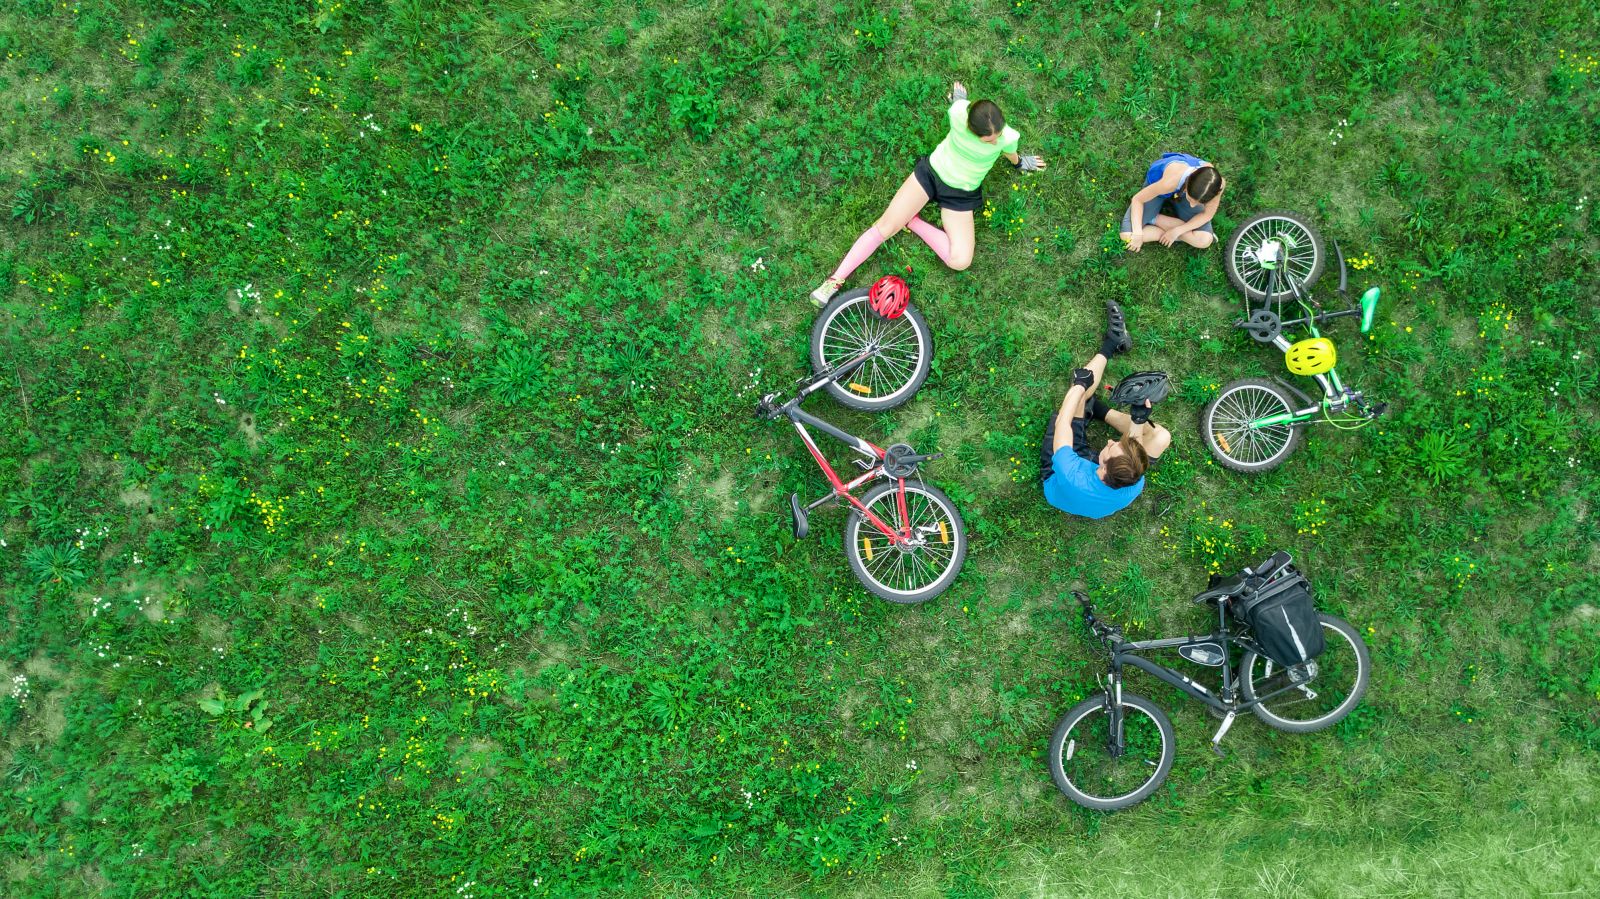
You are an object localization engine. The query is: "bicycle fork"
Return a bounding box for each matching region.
[1102,672,1127,758]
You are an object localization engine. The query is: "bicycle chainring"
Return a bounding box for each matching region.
[1244,309,1282,343]
[881,443,920,479]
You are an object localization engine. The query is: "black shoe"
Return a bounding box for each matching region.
[1103,300,1132,357]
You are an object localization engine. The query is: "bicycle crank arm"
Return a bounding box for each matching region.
[1210,711,1237,758]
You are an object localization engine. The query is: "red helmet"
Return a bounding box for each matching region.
[868,275,909,319]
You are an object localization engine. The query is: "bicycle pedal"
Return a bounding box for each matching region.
[847,382,872,395]
[789,493,809,540]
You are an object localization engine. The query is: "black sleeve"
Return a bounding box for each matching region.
[1070,416,1098,463]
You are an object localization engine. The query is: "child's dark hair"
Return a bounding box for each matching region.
[1187,166,1222,203]
[967,100,1005,138]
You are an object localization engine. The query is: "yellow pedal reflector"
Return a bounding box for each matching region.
[938,521,950,544]
[861,537,874,560]
[848,382,872,395]
[1215,433,1231,454]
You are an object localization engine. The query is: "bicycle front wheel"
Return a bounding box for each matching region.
[1240,614,1371,733]
[810,288,933,412]
[844,480,965,604]
[1048,692,1175,812]
[1202,378,1305,473]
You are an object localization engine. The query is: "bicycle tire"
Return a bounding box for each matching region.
[1240,614,1371,733]
[1048,692,1175,812]
[1224,210,1326,302]
[810,287,933,412]
[1201,378,1305,473]
[843,480,965,604]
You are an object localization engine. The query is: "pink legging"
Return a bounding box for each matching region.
[829,215,954,282]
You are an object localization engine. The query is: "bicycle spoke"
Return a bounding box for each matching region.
[1233,217,1318,295]
[1059,705,1167,802]
[820,298,926,404]
[855,486,956,597]
[1212,386,1291,464]
[1250,622,1362,724]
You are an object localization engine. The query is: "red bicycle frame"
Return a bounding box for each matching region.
[784,406,914,545]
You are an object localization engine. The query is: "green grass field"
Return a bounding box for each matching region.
[2,0,1598,895]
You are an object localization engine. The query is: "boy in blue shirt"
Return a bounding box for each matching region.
[1040,302,1172,519]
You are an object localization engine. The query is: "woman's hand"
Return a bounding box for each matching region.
[1158,228,1184,247]
[1015,154,1047,172]
[1125,233,1144,253]
[950,80,966,102]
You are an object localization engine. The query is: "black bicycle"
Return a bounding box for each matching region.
[1048,551,1371,811]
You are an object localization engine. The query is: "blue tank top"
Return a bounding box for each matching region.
[1144,152,1208,200]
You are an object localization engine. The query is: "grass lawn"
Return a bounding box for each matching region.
[2,0,1598,895]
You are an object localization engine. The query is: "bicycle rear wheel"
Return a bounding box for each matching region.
[1240,614,1371,733]
[1201,378,1304,473]
[810,288,932,412]
[1048,692,1175,812]
[1224,210,1326,302]
[843,480,965,604]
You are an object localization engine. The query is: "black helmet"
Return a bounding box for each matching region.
[1108,370,1171,407]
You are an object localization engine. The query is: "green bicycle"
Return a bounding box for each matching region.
[1203,211,1388,473]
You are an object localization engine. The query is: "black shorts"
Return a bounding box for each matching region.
[913,155,984,213]
[1039,398,1111,482]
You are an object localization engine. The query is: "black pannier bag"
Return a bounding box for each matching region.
[1232,566,1326,667]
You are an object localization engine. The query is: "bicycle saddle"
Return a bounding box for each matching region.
[1192,574,1245,604]
[1251,550,1293,580]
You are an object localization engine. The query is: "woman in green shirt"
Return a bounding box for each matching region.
[811,82,1047,306]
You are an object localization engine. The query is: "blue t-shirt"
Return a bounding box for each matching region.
[1042,446,1143,520]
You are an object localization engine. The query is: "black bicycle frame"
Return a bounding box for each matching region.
[1098,599,1314,724]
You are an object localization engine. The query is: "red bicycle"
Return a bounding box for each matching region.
[755,350,967,603]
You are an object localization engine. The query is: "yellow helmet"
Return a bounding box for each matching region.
[1285,338,1337,376]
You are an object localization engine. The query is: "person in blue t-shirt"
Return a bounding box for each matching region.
[1040,302,1172,520]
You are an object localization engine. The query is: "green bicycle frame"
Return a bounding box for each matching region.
[1247,300,1361,428]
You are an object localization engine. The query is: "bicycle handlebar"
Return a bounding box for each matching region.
[1072,591,1118,641]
